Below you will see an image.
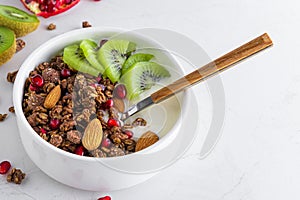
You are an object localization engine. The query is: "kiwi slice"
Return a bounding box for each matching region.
[0,5,40,37]
[122,53,154,75]
[63,44,99,77]
[120,61,170,100]
[80,39,105,74]
[0,26,16,66]
[98,39,136,83]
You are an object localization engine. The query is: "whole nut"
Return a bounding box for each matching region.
[135,131,159,152]
[82,118,103,151]
[44,85,61,109]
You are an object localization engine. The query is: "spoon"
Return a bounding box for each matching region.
[121,33,273,121]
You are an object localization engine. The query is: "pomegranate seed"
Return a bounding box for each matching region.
[114,84,127,99]
[75,146,84,156]
[49,118,60,130]
[65,0,72,4]
[61,68,71,78]
[107,118,119,127]
[30,74,44,88]
[29,83,38,91]
[99,39,108,47]
[124,130,133,139]
[98,196,111,200]
[101,138,111,148]
[105,99,114,109]
[40,128,47,134]
[0,161,11,175]
[25,0,33,3]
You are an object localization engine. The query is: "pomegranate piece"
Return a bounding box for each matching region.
[75,146,84,156]
[60,68,71,78]
[107,118,119,128]
[98,196,111,200]
[114,84,127,99]
[40,128,47,134]
[124,130,133,139]
[49,118,60,130]
[0,161,11,175]
[104,99,114,109]
[30,74,44,88]
[101,138,112,148]
[21,0,80,18]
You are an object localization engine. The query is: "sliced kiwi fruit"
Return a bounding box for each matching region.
[97,39,136,83]
[0,26,16,66]
[122,53,154,75]
[0,5,40,37]
[80,39,105,74]
[63,44,99,77]
[120,61,170,100]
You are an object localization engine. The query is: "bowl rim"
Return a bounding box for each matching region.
[13,26,190,163]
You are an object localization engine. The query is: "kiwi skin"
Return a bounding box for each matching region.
[0,5,40,37]
[0,27,16,66]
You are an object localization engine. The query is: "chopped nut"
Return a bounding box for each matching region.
[8,106,15,113]
[6,168,26,184]
[0,114,8,122]
[47,23,56,30]
[82,21,92,28]
[132,117,147,126]
[16,39,26,53]
[7,70,18,83]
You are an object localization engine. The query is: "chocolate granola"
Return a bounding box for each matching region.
[22,55,143,157]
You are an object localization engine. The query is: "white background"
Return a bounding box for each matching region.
[0,0,298,199]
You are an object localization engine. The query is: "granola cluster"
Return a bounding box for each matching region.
[22,56,140,157]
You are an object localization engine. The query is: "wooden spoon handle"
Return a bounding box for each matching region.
[150,33,273,103]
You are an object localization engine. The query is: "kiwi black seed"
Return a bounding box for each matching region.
[0,5,40,37]
[120,61,170,100]
[0,26,16,66]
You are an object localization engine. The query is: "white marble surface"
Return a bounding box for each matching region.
[0,0,298,199]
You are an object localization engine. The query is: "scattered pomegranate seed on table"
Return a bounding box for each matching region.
[98,196,111,200]
[0,161,11,175]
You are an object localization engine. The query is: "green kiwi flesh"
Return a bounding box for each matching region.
[63,44,99,77]
[0,26,16,66]
[80,39,105,74]
[120,61,170,100]
[122,53,154,75]
[0,5,40,37]
[98,39,136,83]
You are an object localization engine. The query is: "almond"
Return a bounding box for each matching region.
[44,85,61,109]
[82,118,103,151]
[135,131,159,152]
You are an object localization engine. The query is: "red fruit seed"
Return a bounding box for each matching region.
[49,118,60,130]
[29,83,38,91]
[101,138,112,148]
[40,128,47,134]
[30,74,44,87]
[61,68,71,78]
[0,161,11,175]
[124,130,133,139]
[75,146,84,156]
[105,99,114,109]
[98,196,111,200]
[107,119,119,127]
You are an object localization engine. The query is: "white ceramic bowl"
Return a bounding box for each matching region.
[13,27,191,191]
